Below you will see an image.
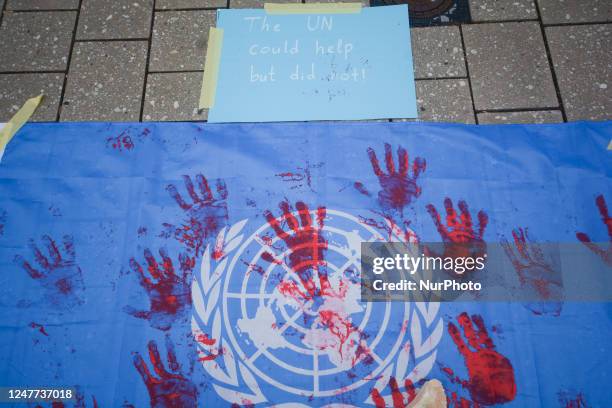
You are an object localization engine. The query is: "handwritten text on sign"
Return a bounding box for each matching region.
[209,6,417,122]
[246,15,366,83]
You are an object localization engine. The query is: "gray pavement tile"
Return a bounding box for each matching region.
[538,0,611,25]
[60,41,147,121]
[77,0,153,40]
[156,0,227,9]
[478,110,563,124]
[411,26,466,79]
[415,79,475,123]
[149,10,216,71]
[469,0,537,22]
[230,0,298,8]
[0,11,76,72]
[546,24,611,121]
[463,22,558,110]
[6,0,79,10]
[0,73,64,121]
[143,72,207,121]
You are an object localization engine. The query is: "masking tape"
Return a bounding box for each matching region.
[608,139,611,150]
[0,95,43,162]
[199,28,224,110]
[264,2,362,14]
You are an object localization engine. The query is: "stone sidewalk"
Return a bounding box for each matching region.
[0,0,609,124]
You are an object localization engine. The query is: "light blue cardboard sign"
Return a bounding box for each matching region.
[208,5,417,123]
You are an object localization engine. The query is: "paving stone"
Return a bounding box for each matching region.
[77,0,153,40]
[156,0,227,9]
[6,0,79,10]
[143,72,207,121]
[411,26,466,79]
[538,0,611,25]
[0,11,76,72]
[546,24,611,121]
[0,73,64,122]
[415,79,475,123]
[478,110,563,124]
[149,10,216,71]
[230,0,298,8]
[463,22,558,110]
[61,41,147,121]
[469,0,537,21]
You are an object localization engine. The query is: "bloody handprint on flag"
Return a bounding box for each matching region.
[443,313,516,406]
[133,337,198,408]
[426,198,488,263]
[162,174,228,257]
[14,235,85,308]
[354,143,426,218]
[124,249,194,331]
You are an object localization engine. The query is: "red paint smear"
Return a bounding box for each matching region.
[29,322,49,336]
[212,248,224,261]
[195,332,220,361]
[357,143,426,215]
[371,376,417,408]
[137,226,148,237]
[359,214,417,244]
[241,259,266,276]
[126,250,193,331]
[276,161,322,192]
[576,194,612,266]
[164,174,228,257]
[106,130,134,152]
[446,313,516,405]
[261,251,282,265]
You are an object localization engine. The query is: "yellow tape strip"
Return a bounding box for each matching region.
[608,139,612,150]
[0,94,43,153]
[264,2,362,14]
[199,28,224,110]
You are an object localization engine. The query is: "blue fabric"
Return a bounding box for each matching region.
[0,121,610,407]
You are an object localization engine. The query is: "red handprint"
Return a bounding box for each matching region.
[264,201,330,299]
[125,249,194,331]
[446,313,516,405]
[426,198,488,261]
[576,194,612,266]
[163,174,228,257]
[355,143,426,215]
[370,377,417,408]
[14,235,85,308]
[501,228,564,315]
[133,338,198,408]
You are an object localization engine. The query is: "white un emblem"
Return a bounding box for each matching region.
[192,208,442,406]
